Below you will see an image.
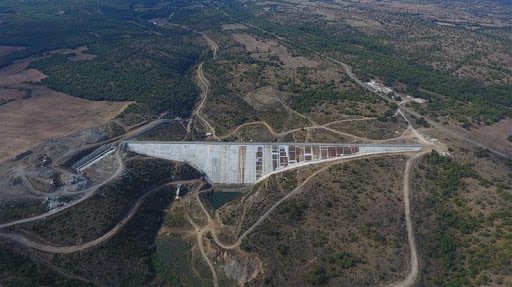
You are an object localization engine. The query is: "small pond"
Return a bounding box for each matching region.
[206,191,240,209]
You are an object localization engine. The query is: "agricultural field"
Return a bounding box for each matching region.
[0,84,129,163]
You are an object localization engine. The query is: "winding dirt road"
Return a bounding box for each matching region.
[218,118,410,144]
[201,32,218,60]
[194,63,218,139]
[0,179,200,253]
[187,62,219,140]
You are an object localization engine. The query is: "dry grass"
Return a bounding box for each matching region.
[457,118,512,156]
[244,85,281,111]
[55,46,97,62]
[305,100,390,124]
[0,85,129,162]
[0,57,36,78]
[0,87,25,101]
[0,69,47,86]
[328,118,408,140]
[231,33,318,69]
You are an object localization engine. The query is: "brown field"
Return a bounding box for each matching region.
[345,18,382,28]
[328,118,409,140]
[0,46,95,85]
[0,87,25,101]
[460,118,512,156]
[0,85,130,163]
[0,57,34,76]
[0,45,25,57]
[0,69,47,86]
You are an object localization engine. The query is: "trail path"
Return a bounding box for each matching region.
[184,28,220,138]
[187,63,219,139]
[279,100,317,125]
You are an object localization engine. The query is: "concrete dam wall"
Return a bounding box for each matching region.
[124,141,423,184]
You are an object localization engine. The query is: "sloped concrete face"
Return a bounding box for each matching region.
[124,141,422,184]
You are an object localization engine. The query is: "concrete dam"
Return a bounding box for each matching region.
[124,141,423,184]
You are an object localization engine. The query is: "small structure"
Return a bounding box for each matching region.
[367,80,393,94]
[412,98,428,104]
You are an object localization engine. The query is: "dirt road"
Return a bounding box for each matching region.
[388,152,425,287]
[197,151,424,251]
[0,179,200,253]
[185,185,219,287]
[201,32,218,59]
[187,63,219,139]
[219,118,408,144]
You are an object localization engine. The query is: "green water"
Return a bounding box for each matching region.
[154,235,210,287]
[206,191,240,209]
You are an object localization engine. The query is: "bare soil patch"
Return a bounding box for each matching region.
[59,46,97,62]
[0,88,25,101]
[244,85,281,110]
[0,46,95,87]
[345,18,382,28]
[305,100,389,124]
[0,46,25,57]
[0,57,35,76]
[0,85,130,163]
[222,24,248,30]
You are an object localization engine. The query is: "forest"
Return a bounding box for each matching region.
[0,0,208,117]
[30,29,205,116]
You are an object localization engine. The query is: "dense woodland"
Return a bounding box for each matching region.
[30,31,204,116]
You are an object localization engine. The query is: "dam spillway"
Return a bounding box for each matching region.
[124,141,423,184]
